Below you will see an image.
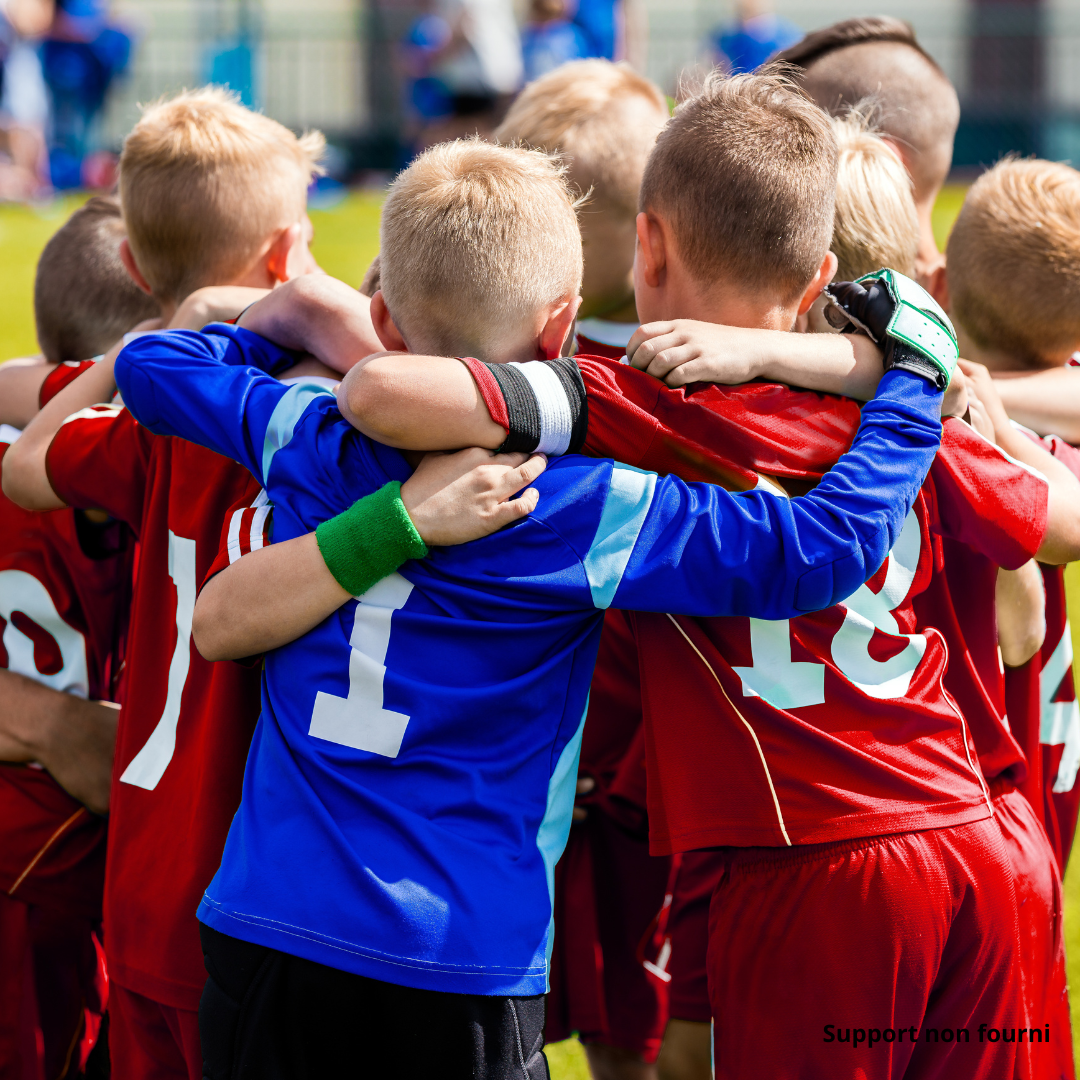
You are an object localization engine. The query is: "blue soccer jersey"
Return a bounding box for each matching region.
[115,326,943,995]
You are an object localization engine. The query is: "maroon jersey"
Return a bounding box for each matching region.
[46,405,262,1009]
[467,355,1049,849]
[0,365,131,918]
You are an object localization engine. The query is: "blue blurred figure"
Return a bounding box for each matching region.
[41,0,132,187]
[522,0,589,83]
[712,0,801,74]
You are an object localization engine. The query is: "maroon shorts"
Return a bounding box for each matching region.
[665,850,724,1023]
[109,983,202,1080]
[0,891,107,1079]
[545,809,671,1060]
[707,815,1023,1080]
[992,784,1074,1079]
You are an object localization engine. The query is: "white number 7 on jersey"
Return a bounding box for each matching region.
[120,531,196,790]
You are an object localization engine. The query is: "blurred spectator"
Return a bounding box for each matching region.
[0,0,51,198]
[41,0,133,188]
[402,0,522,143]
[712,0,801,74]
[522,0,589,83]
[569,0,646,68]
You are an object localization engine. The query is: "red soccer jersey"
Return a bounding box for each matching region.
[466,355,1049,849]
[574,319,638,362]
[0,367,131,918]
[46,405,262,1009]
[912,538,1027,787]
[1002,431,1080,869]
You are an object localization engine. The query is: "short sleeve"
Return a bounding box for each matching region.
[930,418,1048,568]
[39,361,98,407]
[202,489,274,591]
[45,406,153,533]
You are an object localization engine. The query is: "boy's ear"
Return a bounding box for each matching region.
[635,212,666,288]
[119,239,154,296]
[539,295,583,360]
[925,263,950,312]
[265,222,304,285]
[370,291,408,352]
[797,251,837,316]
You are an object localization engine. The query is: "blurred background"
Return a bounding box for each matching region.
[1,0,1079,1074]
[0,0,1076,199]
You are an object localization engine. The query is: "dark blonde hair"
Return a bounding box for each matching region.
[495,59,667,220]
[35,196,159,361]
[119,87,324,303]
[640,69,837,300]
[380,139,583,356]
[947,158,1080,364]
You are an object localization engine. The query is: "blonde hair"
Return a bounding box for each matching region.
[947,158,1080,364]
[640,69,838,300]
[830,108,918,280]
[495,59,667,219]
[379,139,583,357]
[119,86,324,303]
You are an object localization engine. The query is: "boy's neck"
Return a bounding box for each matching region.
[955,324,1069,373]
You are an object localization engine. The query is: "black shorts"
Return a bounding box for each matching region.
[198,923,550,1080]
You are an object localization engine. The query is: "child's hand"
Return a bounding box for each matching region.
[401,447,547,546]
[958,359,1011,438]
[169,286,271,331]
[627,320,765,387]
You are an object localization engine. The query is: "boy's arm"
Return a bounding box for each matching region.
[605,370,943,618]
[960,360,1080,564]
[992,367,1080,444]
[3,345,127,509]
[0,358,56,430]
[234,274,383,374]
[0,670,117,814]
[194,448,547,660]
[626,319,886,398]
[996,562,1046,668]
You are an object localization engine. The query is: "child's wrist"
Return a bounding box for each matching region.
[315,482,428,597]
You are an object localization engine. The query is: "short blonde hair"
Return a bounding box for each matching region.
[380,139,583,356]
[830,108,918,280]
[640,69,837,300]
[947,158,1080,363]
[495,59,667,220]
[119,86,324,303]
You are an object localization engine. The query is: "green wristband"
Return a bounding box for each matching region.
[315,481,428,597]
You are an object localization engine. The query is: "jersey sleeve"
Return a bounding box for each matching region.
[39,360,98,407]
[45,405,153,532]
[202,488,273,590]
[599,370,944,618]
[930,419,1048,569]
[114,326,331,487]
[463,353,862,484]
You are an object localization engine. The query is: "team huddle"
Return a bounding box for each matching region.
[3,12,1080,1080]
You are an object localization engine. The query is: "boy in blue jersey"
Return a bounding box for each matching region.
[107,138,955,1079]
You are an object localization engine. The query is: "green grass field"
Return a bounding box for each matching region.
[0,183,1074,1079]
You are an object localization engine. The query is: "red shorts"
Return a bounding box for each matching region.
[665,850,724,1023]
[109,982,202,1080]
[0,891,106,1080]
[707,815,1023,1080]
[545,809,671,1060]
[992,784,1074,1079]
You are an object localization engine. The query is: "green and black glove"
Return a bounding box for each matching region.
[824,268,959,392]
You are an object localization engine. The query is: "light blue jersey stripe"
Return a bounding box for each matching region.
[261,383,334,482]
[536,698,588,983]
[584,464,657,608]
